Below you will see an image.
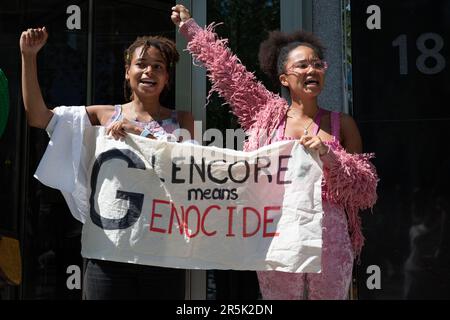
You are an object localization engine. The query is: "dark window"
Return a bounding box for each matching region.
[351,0,450,299]
[205,0,280,300]
[92,0,175,107]
[19,0,89,300]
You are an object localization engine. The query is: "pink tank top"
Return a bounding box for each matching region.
[273,108,341,142]
[106,105,180,139]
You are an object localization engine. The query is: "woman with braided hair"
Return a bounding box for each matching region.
[20,27,193,299]
[172,4,378,299]
[21,27,194,141]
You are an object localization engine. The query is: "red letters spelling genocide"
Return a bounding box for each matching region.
[149,199,281,239]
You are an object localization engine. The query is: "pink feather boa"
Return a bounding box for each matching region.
[180,19,379,259]
[321,139,379,258]
[181,20,289,151]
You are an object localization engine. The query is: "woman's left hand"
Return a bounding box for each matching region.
[171,4,191,28]
[299,134,329,156]
[106,118,141,140]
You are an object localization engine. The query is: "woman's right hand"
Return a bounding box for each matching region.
[299,134,330,156]
[107,118,137,140]
[106,118,155,140]
[20,27,48,56]
[171,4,191,28]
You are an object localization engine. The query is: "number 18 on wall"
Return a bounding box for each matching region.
[392,33,446,75]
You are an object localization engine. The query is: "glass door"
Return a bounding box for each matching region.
[16,0,89,300]
[1,0,186,300]
[204,0,281,300]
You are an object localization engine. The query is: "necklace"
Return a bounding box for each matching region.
[131,103,161,124]
[302,118,315,135]
[287,108,319,135]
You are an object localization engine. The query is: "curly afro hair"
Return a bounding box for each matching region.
[258,30,325,84]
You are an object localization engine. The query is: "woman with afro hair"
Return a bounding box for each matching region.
[172,4,378,299]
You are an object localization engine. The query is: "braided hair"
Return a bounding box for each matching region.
[123,36,180,101]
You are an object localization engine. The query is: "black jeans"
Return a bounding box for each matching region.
[83,259,185,300]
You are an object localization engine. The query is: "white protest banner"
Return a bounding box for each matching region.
[79,127,323,273]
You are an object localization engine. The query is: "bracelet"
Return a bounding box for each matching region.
[140,127,151,137]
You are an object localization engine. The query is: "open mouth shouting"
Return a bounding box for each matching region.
[140,78,158,88]
[304,78,320,88]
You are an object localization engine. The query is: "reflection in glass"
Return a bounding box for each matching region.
[93,0,175,107]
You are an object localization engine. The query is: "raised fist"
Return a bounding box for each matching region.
[20,27,48,56]
[171,4,191,28]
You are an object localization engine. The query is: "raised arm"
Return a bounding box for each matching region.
[20,27,54,129]
[20,28,113,131]
[172,5,279,131]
